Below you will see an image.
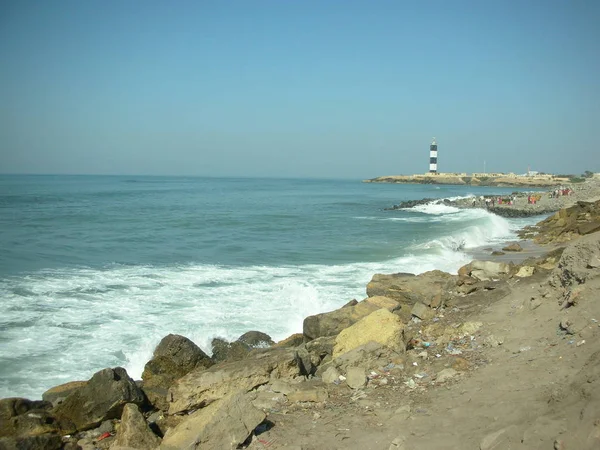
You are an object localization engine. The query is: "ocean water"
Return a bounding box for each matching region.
[0,175,543,399]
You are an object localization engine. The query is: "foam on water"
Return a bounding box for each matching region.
[0,247,476,399]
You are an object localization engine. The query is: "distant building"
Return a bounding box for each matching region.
[429,138,438,174]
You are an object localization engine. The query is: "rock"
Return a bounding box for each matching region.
[436,368,458,383]
[286,383,329,403]
[109,404,160,449]
[237,331,274,348]
[321,366,341,384]
[491,251,505,256]
[42,381,87,408]
[551,232,600,287]
[160,392,265,450]
[0,398,62,439]
[345,367,367,389]
[365,296,401,311]
[141,334,213,411]
[294,336,336,376]
[588,255,600,269]
[579,221,600,235]
[168,347,300,415]
[269,379,295,395]
[388,435,407,450]
[250,391,285,410]
[0,433,63,450]
[317,341,399,377]
[52,367,145,432]
[273,333,304,348]
[333,309,405,358]
[366,271,457,307]
[469,260,510,281]
[410,302,431,320]
[515,266,535,277]
[303,301,379,341]
[211,338,250,363]
[342,299,358,308]
[502,242,523,252]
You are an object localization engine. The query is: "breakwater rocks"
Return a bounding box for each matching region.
[388,178,600,218]
[386,194,558,218]
[2,202,600,449]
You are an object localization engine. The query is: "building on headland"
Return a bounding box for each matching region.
[429,138,438,174]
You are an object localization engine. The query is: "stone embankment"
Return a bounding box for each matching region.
[3,197,600,449]
[386,177,600,218]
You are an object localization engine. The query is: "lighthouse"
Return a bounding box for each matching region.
[429,137,438,174]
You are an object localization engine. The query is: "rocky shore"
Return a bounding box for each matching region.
[3,192,600,449]
[386,176,600,218]
[364,173,572,188]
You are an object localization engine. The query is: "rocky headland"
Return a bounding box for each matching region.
[364,173,572,188]
[386,176,600,218]
[3,190,600,449]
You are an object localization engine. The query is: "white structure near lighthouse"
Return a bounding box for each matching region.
[429,137,438,174]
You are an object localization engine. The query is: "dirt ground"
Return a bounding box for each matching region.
[244,243,600,449]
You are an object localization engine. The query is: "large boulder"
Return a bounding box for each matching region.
[42,381,87,407]
[142,334,213,411]
[366,270,457,307]
[333,309,406,358]
[468,260,510,281]
[168,347,300,415]
[294,336,336,376]
[0,433,62,450]
[550,232,600,288]
[211,338,250,363]
[0,398,61,438]
[110,403,160,449]
[303,300,379,341]
[160,392,265,450]
[237,331,274,348]
[52,367,145,432]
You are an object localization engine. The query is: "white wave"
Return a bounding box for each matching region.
[413,209,515,252]
[0,249,477,400]
[411,203,461,215]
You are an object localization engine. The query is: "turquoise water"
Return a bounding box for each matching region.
[0,175,540,398]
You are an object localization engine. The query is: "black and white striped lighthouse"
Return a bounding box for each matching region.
[429,137,438,174]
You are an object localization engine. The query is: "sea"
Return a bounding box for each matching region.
[0,175,545,399]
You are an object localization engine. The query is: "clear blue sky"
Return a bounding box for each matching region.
[1,0,598,178]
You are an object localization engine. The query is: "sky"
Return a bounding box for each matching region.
[0,0,598,179]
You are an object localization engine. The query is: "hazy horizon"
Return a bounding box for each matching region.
[1,1,598,179]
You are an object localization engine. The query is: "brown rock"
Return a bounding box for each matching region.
[286,383,329,402]
[579,221,600,235]
[237,331,274,348]
[168,347,299,415]
[211,338,250,363]
[502,242,523,252]
[303,300,379,341]
[366,271,457,307]
[52,367,145,432]
[110,403,160,449]
[43,381,87,408]
[273,333,304,348]
[141,334,213,411]
[0,433,62,450]
[333,309,405,358]
[160,392,265,450]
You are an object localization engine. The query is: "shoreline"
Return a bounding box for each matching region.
[2,180,600,449]
[386,176,600,218]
